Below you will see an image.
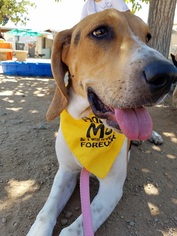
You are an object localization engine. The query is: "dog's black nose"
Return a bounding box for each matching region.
[143,61,177,92]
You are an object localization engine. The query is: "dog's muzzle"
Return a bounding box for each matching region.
[88,60,177,141]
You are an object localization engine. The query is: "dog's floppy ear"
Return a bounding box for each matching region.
[46,29,72,121]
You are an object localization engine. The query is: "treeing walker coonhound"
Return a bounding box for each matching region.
[27,9,177,236]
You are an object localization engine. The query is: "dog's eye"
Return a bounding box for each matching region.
[92,27,108,38]
[146,33,151,43]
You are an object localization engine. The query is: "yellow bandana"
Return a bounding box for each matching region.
[60,110,125,179]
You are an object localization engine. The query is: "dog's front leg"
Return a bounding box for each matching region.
[27,166,78,236]
[60,142,128,236]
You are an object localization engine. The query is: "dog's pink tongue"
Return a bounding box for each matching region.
[115,107,152,140]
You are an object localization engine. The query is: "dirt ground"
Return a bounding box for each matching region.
[0,70,177,236]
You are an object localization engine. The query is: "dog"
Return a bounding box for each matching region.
[27,9,177,236]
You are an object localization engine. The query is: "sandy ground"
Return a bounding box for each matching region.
[0,67,177,236]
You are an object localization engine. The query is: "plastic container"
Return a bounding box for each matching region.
[1,61,53,77]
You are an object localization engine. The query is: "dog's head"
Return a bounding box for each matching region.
[47,9,177,140]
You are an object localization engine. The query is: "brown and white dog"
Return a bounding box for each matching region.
[27,9,177,236]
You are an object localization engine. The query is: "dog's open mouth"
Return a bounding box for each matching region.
[88,89,152,140]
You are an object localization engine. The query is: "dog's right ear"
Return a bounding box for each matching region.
[46,29,73,121]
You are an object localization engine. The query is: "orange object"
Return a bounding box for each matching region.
[0,41,13,60]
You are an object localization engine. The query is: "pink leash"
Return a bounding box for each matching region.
[80,167,94,236]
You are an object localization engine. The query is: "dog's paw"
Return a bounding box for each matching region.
[148,130,163,145]
[27,224,53,236]
[27,218,54,236]
[59,223,84,236]
[131,140,142,146]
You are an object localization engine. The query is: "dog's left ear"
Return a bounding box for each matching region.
[46,29,73,121]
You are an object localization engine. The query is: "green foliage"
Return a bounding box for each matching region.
[0,0,36,26]
[124,0,150,13]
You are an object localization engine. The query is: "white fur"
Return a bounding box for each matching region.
[27,103,129,236]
